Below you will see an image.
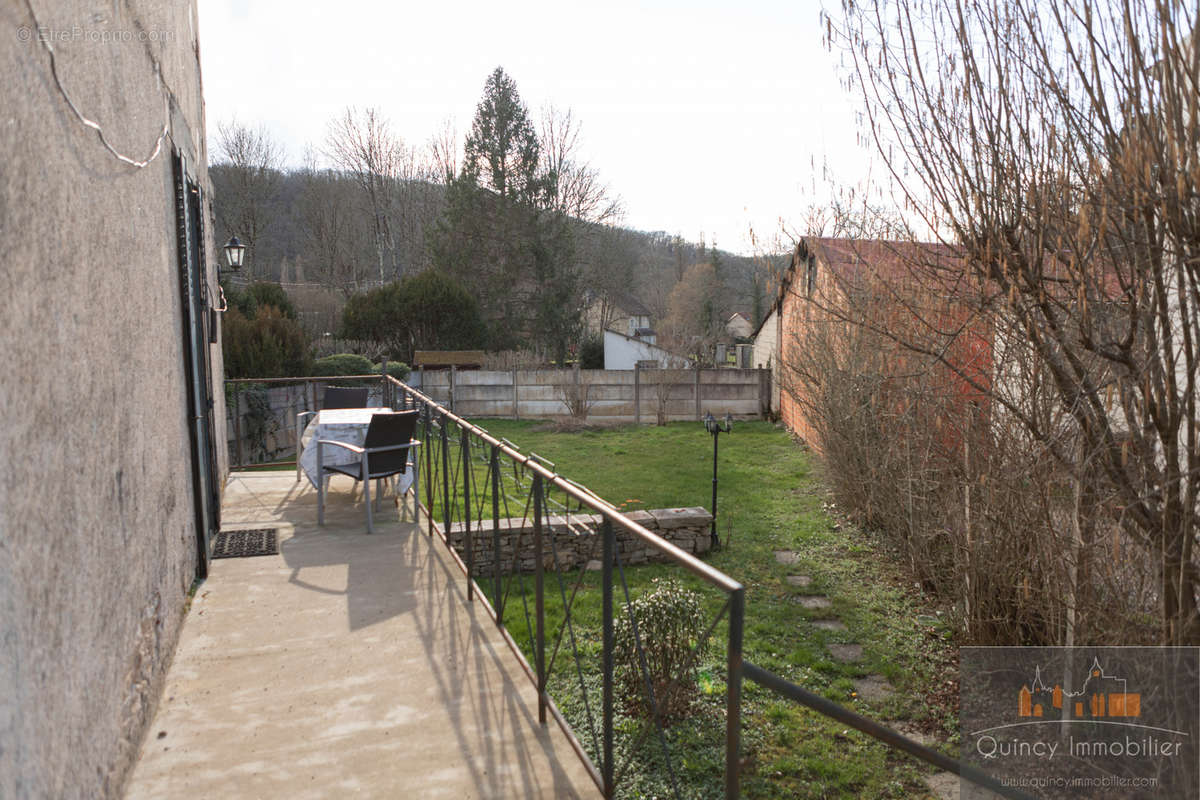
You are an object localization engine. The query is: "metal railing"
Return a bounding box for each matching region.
[387,375,745,798]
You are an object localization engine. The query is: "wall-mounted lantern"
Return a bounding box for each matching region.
[222,236,246,273]
[212,236,247,316]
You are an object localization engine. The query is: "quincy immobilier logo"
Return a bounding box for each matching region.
[960,647,1200,799]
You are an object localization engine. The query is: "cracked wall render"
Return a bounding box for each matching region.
[0,2,226,797]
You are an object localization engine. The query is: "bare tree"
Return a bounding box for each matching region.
[296,149,375,294]
[540,104,623,224]
[325,108,422,283]
[581,225,640,333]
[651,368,690,425]
[831,0,1200,642]
[428,118,459,187]
[556,367,597,422]
[661,262,729,365]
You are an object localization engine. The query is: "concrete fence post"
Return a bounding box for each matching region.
[449,364,456,412]
[695,368,702,420]
[761,367,770,418]
[513,368,519,420]
[633,363,641,425]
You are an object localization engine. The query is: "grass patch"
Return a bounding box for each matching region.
[437,420,955,799]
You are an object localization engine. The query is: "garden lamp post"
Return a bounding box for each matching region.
[703,412,732,550]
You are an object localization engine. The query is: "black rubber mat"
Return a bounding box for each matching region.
[212,528,279,559]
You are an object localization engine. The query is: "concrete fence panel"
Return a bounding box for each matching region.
[414,367,768,423]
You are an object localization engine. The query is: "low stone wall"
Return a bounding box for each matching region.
[446,507,713,574]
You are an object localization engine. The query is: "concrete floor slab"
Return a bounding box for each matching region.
[126,472,599,799]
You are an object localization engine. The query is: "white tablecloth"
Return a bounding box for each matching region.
[299,408,415,494]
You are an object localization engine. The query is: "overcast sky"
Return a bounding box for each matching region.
[198,0,872,256]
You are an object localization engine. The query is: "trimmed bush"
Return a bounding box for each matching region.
[340,269,488,362]
[311,353,374,377]
[373,361,411,382]
[224,281,299,321]
[613,579,709,724]
[222,306,312,379]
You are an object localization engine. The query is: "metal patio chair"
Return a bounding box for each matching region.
[316,410,421,534]
[296,386,372,482]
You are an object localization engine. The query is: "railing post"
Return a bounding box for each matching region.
[491,444,502,624]
[381,358,389,407]
[441,415,451,540]
[726,587,745,800]
[424,404,434,538]
[461,427,473,601]
[233,383,244,468]
[602,517,615,798]
[533,472,546,725]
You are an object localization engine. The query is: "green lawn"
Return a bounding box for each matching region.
[443,420,956,800]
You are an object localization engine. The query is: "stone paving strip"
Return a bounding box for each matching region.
[812,619,847,631]
[827,643,864,663]
[776,550,962,800]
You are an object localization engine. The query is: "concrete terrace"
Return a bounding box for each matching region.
[125,472,599,799]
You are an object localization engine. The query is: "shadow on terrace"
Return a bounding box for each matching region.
[125,470,598,799]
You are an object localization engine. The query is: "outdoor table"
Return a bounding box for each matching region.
[299,407,414,495]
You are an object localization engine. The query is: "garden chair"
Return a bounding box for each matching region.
[296,386,372,482]
[316,410,421,534]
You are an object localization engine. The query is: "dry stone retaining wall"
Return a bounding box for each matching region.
[446,507,713,573]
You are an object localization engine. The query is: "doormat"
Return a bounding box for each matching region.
[212,528,279,559]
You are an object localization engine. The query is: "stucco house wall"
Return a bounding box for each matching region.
[751,307,780,414]
[585,292,653,338]
[726,312,753,339]
[603,329,686,370]
[0,2,225,798]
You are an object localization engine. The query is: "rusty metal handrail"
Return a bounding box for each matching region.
[386,375,746,799]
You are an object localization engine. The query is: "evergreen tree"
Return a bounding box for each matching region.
[430,67,582,360]
[462,67,544,204]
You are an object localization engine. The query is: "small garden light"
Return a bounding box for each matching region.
[703,412,732,550]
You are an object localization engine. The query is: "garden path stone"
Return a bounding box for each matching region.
[926,771,959,799]
[786,575,812,587]
[852,675,894,702]
[884,720,936,747]
[812,619,846,631]
[774,551,800,565]
[925,772,1002,800]
[794,595,832,609]
[828,643,863,663]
